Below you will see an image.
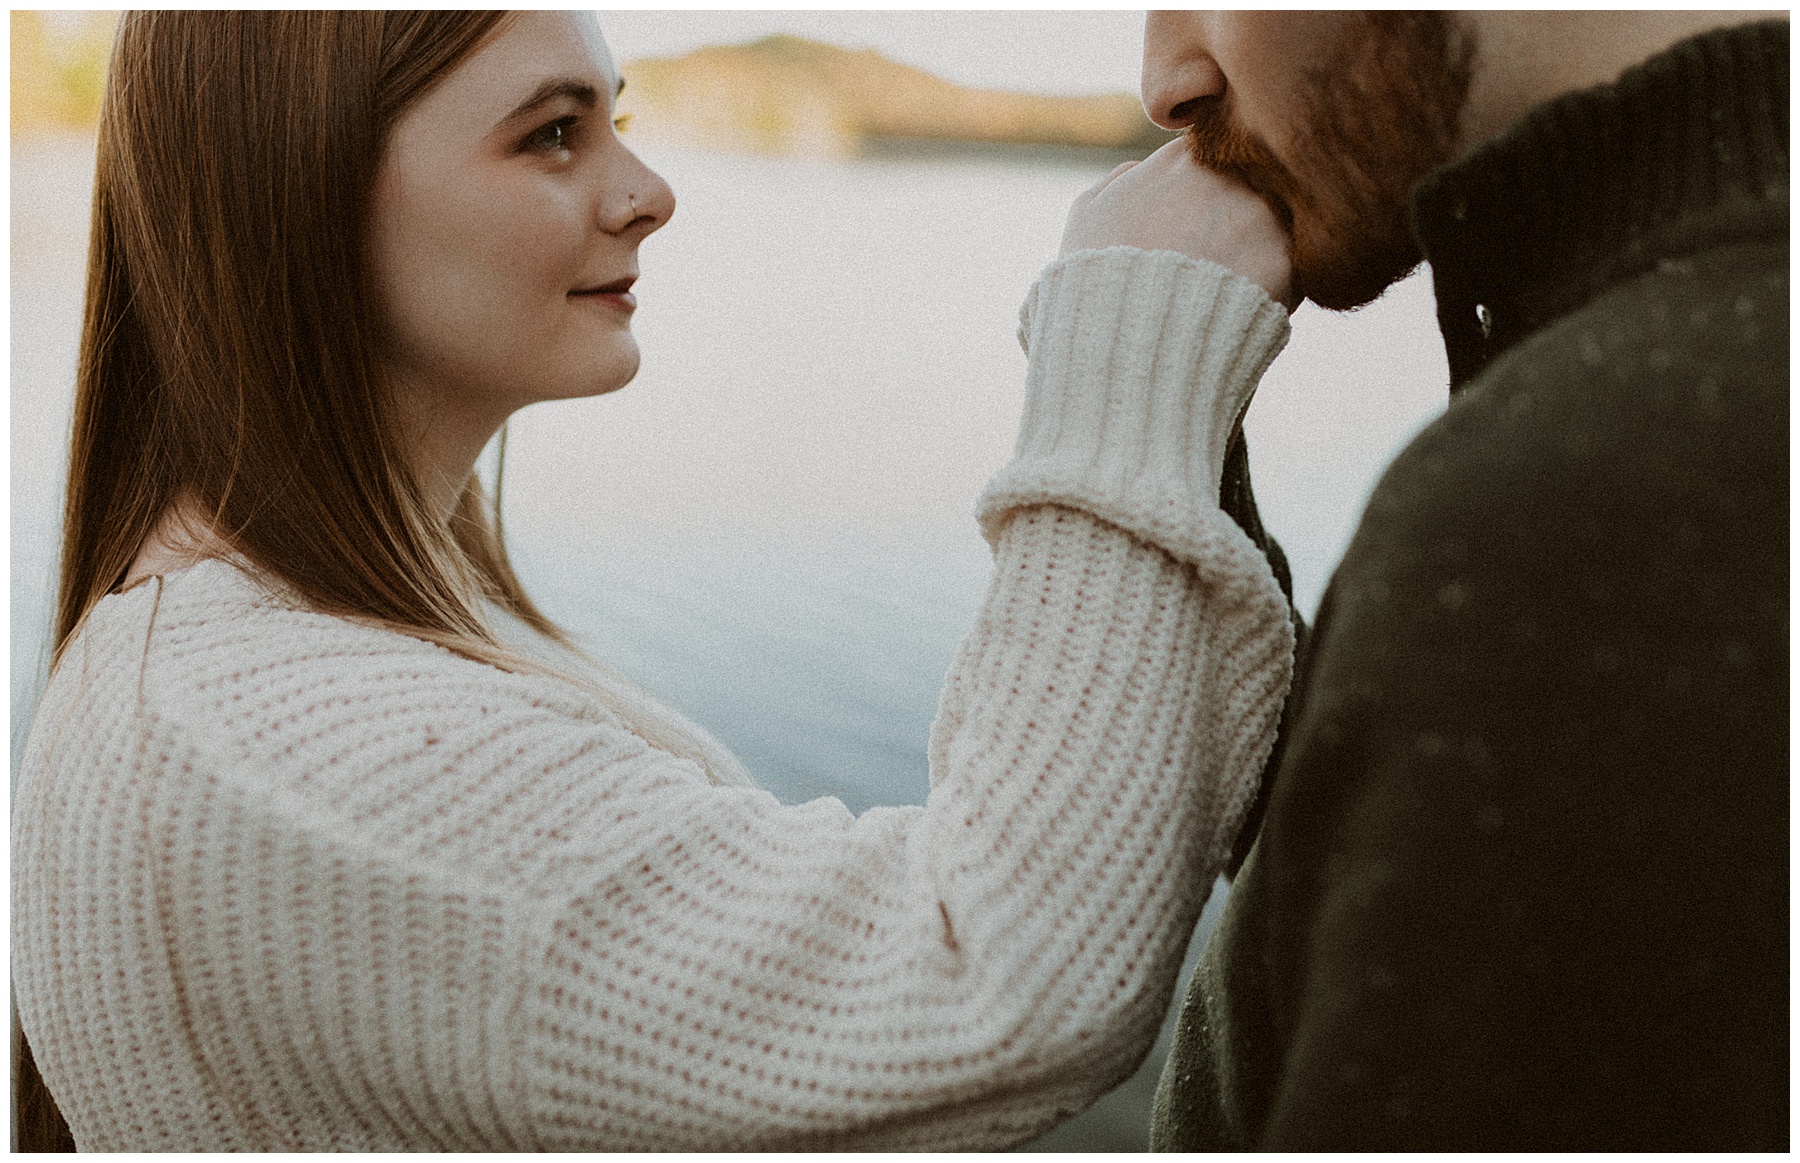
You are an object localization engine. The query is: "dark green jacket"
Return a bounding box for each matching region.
[1156,22,1788,1151]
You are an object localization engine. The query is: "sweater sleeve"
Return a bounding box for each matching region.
[513,247,1296,1149]
[12,250,1296,1152]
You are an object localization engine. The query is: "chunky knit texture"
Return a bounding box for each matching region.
[13,249,1294,1150]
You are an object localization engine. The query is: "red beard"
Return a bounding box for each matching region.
[1186,13,1472,310]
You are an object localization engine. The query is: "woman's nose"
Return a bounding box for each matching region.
[1141,11,1227,130]
[603,152,676,237]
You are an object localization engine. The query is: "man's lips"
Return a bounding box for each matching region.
[570,276,637,312]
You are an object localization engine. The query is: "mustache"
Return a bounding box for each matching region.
[1183,103,1297,235]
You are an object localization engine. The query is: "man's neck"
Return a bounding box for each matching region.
[1453,11,1784,154]
[1410,18,1788,389]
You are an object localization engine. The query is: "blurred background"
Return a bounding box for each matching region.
[12,11,1449,1150]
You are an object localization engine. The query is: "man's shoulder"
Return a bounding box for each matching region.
[1311,237,1786,697]
[1189,234,1789,1158]
[1360,237,1784,567]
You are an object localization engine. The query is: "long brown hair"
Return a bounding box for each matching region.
[58,10,541,664]
[23,11,749,1148]
[58,8,750,773]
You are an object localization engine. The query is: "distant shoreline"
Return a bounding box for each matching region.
[620,35,1173,160]
[15,18,1175,163]
[857,136,1171,170]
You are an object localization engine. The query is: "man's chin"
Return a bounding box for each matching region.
[1301,266,1419,311]
[1293,232,1425,311]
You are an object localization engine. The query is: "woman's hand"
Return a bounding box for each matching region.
[1059,139,1296,311]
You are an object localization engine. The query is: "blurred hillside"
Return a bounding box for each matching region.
[11,17,1175,162]
[621,35,1176,158]
[12,10,118,134]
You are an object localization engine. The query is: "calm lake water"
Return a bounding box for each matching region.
[10,135,1448,1150]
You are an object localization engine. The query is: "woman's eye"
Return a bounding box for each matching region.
[525,117,577,153]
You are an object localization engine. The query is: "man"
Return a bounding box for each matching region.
[1083,11,1786,1150]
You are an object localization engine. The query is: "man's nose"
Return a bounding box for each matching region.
[1141,11,1226,130]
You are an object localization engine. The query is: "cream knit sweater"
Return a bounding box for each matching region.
[13,247,1293,1151]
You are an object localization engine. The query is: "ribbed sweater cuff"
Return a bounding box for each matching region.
[978,247,1291,565]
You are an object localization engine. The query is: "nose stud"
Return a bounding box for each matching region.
[627,193,638,218]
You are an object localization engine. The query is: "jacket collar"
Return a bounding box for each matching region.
[1409,20,1789,389]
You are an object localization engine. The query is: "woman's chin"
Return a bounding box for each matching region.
[548,348,641,401]
[593,350,641,396]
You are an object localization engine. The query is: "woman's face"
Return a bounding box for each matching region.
[367,12,672,446]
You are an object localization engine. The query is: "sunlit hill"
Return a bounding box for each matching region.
[620,36,1176,159]
[13,17,1175,163]
[12,11,116,133]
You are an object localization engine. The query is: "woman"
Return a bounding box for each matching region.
[13,10,1296,1150]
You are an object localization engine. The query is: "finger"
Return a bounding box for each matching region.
[1085,159,1140,197]
[1132,138,1191,174]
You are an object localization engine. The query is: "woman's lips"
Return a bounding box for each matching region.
[571,279,637,314]
[574,290,636,313]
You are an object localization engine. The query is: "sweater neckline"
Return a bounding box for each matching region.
[1409,19,1789,389]
[110,553,245,597]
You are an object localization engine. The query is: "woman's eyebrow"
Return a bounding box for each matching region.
[503,77,601,122]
